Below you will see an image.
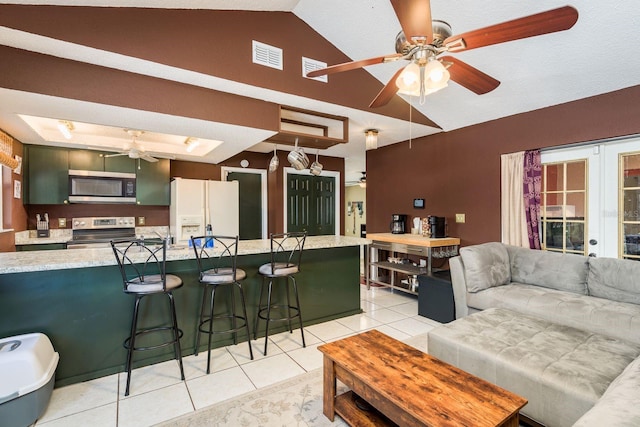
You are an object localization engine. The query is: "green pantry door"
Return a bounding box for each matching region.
[287,174,336,235]
[227,171,263,240]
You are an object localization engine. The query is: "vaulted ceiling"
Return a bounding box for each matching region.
[1,1,639,184]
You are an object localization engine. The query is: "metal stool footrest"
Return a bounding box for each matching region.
[124,326,184,352]
[257,304,301,323]
[198,314,250,336]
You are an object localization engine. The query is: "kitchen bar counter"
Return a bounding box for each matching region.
[0,235,368,387]
[2,235,370,274]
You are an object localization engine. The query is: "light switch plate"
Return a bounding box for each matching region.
[138,217,145,225]
[455,213,466,223]
[58,218,66,228]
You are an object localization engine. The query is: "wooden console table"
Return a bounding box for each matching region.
[366,233,460,295]
[318,329,527,427]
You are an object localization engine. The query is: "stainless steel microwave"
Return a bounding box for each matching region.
[68,170,136,203]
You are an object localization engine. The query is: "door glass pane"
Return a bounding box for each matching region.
[623,154,640,187]
[566,161,586,191]
[545,164,564,191]
[566,193,585,219]
[545,222,564,250]
[623,189,640,221]
[623,223,640,257]
[566,222,585,253]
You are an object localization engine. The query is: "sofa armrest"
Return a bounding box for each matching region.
[449,256,469,319]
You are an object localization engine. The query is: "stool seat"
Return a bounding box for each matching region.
[124,274,183,294]
[258,262,298,277]
[201,268,247,284]
[255,232,306,356]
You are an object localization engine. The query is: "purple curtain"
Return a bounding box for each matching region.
[523,150,542,249]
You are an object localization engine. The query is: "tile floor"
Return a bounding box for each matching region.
[34,284,439,427]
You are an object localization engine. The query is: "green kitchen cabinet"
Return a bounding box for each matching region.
[69,149,135,173]
[104,155,135,173]
[136,158,170,205]
[68,149,104,171]
[26,145,69,204]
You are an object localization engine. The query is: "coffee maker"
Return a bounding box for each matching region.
[428,216,447,238]
[390,214,407,234]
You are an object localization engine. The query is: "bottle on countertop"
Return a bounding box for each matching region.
[205,224,214,248]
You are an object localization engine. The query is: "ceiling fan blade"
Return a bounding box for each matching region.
[140,154,158,163]
[443,6,578,52]
[391,0,433,43]
[369,67,405,108]
[103,153,127,158]
[306,54,402,78]
[441,56,500,94]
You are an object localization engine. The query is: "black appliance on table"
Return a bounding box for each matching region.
[428,216,446,238]
[390,214,406,234]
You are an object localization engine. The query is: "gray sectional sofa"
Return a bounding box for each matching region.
[426,242,640,427]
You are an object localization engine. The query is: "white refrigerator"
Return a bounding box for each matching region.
[170,177,239,243]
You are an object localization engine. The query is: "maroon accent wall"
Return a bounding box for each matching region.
[0,5,435,127]
[367,85,640,246]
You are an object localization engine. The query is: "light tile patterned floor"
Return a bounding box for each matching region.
[34,284,439,427]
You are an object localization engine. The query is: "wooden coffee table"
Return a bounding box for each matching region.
[318,329,527,427]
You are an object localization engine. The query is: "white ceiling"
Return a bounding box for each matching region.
[1,0,639,184]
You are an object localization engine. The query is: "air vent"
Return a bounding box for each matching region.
[302,57,328,83]
[252,40,283,70]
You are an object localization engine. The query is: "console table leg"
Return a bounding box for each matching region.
[323,356,336,421]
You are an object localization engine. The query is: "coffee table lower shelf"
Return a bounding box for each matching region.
[334,391,396,427]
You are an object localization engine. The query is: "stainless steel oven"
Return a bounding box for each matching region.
[67,216,136,249]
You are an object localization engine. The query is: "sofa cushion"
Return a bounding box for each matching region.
[588,257,640,305]
[459,242,510,292]
[428,308,640,427]
[573,356,640,427]
[506,245,588,294]
[466,283,640,345]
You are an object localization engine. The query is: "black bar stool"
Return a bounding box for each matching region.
[191,235,253,373]
[111,238,185,397]
[254,232,307,356]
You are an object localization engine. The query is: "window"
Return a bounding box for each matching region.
[621,152,640,260]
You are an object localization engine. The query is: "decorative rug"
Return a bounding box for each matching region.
[156,369,348,427]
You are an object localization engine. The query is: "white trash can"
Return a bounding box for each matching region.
[0,333,59,427]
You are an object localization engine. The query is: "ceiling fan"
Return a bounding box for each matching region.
[104,129,158,163]
[347,172,367,187]
[306,0,579,107]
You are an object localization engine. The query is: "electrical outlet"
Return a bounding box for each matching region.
[58,218,66,228]
[138,217,145,225]
[455,213,466,223]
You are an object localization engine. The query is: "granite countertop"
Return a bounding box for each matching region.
[0,235,371,274]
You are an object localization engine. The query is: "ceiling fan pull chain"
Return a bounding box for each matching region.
[409,97,413,150]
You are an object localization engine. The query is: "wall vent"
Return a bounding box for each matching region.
[252,40,283,70]
[302,57,328,82]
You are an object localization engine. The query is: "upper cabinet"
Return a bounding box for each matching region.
[68,149,135,173]
[135,159,170,205]
[26,145,69,204]
[25,146,169,205]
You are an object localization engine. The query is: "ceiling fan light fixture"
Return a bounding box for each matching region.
[395,62,421,94]
[365,129,379,150]
[57,120,74,140]
[423,59,450,94]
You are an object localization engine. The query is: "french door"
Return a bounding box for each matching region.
[541,136,640,258]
